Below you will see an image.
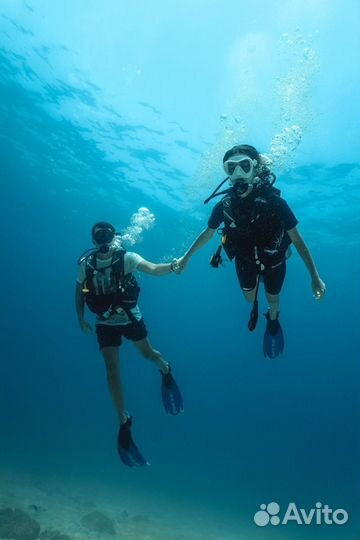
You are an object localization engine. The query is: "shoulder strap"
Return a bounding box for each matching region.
[111,249,126,282]
[77,248,97,266]
[82,252,97,283]
[221,192,236,224]
[83,249,125,282]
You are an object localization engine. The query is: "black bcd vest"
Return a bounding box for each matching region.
[221,186,290,265]
[80,249,140,319]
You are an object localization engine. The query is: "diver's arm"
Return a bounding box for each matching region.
[137,259,175,276]
[180,227,216,268]
[287,226,326,300]
[75,282,92,332]
[75,282,85,320]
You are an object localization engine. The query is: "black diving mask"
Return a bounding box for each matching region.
[93,228,115,252]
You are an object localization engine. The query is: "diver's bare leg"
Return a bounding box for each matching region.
[242,288,256,302]
[134,338,169,374]
[242,280,280,319]
[265,292,280,320]
[242,272,260,303]
[101,346,127,425]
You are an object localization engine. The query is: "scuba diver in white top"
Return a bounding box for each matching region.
[75,222,183,467]
[177,144,326,358]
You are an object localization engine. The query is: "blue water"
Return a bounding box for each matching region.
[1,2,360,539]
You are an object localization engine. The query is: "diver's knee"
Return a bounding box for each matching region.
[243,289,256,302]
[102,346,118,361]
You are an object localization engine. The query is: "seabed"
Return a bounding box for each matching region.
[0,469,246,540]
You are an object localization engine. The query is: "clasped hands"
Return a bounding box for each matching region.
[170,256,187,274]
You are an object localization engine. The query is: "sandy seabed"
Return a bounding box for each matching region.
[0,468,244,540]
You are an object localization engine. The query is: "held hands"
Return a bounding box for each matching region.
[171,256,188,274]
[312,276,326,300]
[79,318,92,333]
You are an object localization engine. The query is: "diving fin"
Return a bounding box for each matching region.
[263,311,285,359]
[117,416,149,467]
[161,367,184,416]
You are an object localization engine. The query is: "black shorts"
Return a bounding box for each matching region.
[96,319,148,350]
[235,256,286,295]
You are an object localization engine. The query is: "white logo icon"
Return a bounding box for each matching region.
[254,502,281,527]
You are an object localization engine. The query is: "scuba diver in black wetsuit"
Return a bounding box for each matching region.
[177,144,326,358]
[75,222,183,467]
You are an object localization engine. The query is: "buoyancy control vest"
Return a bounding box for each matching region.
[220,185,291,267]
[80,249,140,321]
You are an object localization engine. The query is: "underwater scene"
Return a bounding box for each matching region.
[1,1,360,539]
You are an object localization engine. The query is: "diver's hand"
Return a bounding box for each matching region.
[79,318,92,333]
[175,256,189,274]
[312,276,326,300]
[170,258,181,274]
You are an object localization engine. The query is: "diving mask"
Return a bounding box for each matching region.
[93,227,115,253]
[223,154,257,180]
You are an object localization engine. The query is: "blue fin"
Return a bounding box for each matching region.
[117,417,149,467]
[263,312,285,359]
[161,368,184,415]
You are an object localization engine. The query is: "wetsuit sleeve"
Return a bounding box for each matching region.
[207,201,224,230]
[275,197,299,230]
[124,252,144,275]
